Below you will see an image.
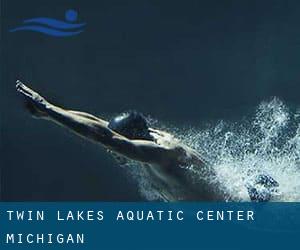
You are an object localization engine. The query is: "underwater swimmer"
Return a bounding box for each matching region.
[16,81,277,201]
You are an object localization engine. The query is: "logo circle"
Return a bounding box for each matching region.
[65,9,78,22]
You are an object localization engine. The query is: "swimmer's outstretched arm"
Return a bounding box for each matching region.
[16,81,176,165]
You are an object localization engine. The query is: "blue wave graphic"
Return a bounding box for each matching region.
[10,25,84,37]
[9,9,85,37]
[23,18,85,29]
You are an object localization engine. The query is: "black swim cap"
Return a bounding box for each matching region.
[108,111,153,140]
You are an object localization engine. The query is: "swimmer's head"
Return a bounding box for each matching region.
[108,111,153,141]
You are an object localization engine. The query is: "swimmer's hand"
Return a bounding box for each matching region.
[16,80,49,118]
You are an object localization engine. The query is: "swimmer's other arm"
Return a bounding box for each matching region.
[16,81,176,165]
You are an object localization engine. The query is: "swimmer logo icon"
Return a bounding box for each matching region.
[9,9,86,37]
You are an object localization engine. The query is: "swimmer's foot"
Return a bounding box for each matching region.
[16,80,49,118]
[246,174,279,202]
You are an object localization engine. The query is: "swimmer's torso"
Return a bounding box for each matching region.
[145,160,225,201]
[144,129,226,201]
